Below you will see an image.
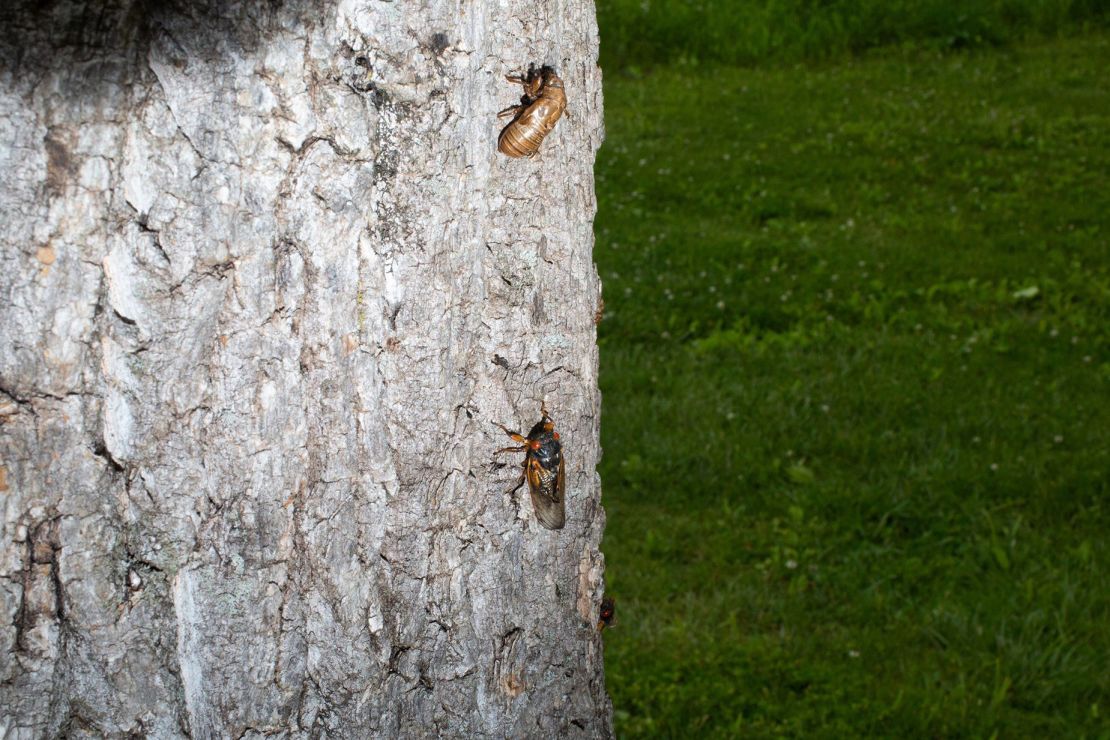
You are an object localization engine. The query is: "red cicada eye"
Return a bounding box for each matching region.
[530,440,541,450]
[553,432,560,440]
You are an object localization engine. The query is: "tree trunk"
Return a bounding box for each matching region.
[0,1,609,736]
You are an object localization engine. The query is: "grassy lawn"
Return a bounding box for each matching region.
[598,0,1109,67]
[594,32,1110,737]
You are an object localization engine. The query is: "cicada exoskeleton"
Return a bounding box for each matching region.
[497,65,567,158]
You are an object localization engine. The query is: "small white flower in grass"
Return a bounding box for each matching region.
[1049,328,1059,338]
[716,301,726,310]
[990,463,999,471]
[848,650,861,659]
[709,285,716,293]
[1072,336,1079,344]
[1083,356,1092,363]
[821,404,830,413]
[638,158,647,166]
[785,559,798,570]
[1054,435,1063,444]
[973,436,981,443]
[726,411,736,421]
[661,331,670,340]
[624,287,632,296]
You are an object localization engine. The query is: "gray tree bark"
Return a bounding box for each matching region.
[0,1,609,736]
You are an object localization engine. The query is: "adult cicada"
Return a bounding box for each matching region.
[497,65,567,158]
[494,402,566,530]
[598,596,616,631]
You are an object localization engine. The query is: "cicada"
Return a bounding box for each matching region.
[497,65,567,158]
[598,596,616,631]
[494,402,566,530]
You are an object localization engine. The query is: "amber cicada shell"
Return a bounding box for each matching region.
[494,402,566,530]
[497,65,567,159]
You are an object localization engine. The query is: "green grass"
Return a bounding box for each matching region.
[595,33,1110,737]
[598,0,1110,69]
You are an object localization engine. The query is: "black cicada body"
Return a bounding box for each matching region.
[494,403,566,530]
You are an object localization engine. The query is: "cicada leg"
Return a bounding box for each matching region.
[493,421,531,495]
[497,104,525,119]
[493,422,528,446]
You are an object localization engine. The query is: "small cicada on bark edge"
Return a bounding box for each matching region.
[494,402,566,530]
[497,65,567,158]
[598,596,616,631]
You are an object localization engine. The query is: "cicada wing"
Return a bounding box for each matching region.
[525,456,545,491]
[555,456,565,503]
[526,456,566,530]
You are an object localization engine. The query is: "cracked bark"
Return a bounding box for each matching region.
[0,1,609,737]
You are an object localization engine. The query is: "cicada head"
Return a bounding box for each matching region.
[540,65,563,91]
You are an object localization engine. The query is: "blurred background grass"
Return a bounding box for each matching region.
[592,2,1109,736]
[598,0,1109,68]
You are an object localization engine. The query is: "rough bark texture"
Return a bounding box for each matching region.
[0,1,608,736]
